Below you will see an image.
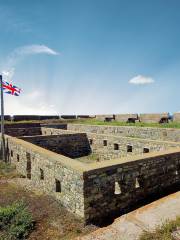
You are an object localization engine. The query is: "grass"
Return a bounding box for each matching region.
[139,216,180,240]
[0,163,97,239]
[76,153,100,163]
[3,118,180,128]
[0,201,34,240]
[0,162,20,179]
[66,119,180,128]
[0,181,97,240]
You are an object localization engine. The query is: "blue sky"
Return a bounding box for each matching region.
[0,0,180,115]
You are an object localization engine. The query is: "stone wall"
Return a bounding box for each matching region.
[114,114,138,122]
[60,115,76,119]
[77,115,96,119]
[0,115,11,121]
[41,127,67,135]
[2,133,180,225]
[5,123,40,128]
[83,150,180,224]
[95,115,114,121]
[20,133,91,158]
[67,124,180,142]
[2,113,180,122]
[85,132,180,160]
[12,115,41,121]
[174,113,180,122]
[5,135,85,218]
[139,113,169,123]
[5,127,42,137]
[39,115,59,120]
[12,115,60,121]
[41,127,180,160]
[41,123,67,130]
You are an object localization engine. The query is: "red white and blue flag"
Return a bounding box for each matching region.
[2,81,21,96]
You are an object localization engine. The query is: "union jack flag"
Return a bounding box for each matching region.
[2,81,21,96]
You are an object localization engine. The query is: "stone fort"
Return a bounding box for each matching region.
[2,117,180,225]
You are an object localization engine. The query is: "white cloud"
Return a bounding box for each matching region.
[4,90,58,115]
[5,44,58,69]
[0,44,59,115]
[129,75,155,85]
[1,68,15,81]
[1,44,58,81]
[13,44,59,56]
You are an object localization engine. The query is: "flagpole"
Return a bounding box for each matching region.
[0,75,5,162]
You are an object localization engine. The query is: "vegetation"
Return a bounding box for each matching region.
[3,118,180,128]
[0,201,34,240]
[87,153,100,161]
[0,162,18,179]
[0,162,97,239]
[139,216,180,240]
[68,119,180,128]
[77,153,100,163]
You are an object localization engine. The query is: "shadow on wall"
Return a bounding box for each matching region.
[0,138,10,163]
[92,183,180,227]
[54,133,92,158]
[20,133,92,159]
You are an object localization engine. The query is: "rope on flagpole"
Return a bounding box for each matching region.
[0,75,5,162]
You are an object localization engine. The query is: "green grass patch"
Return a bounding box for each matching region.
[86,153,99,161]
[139,216,180,240]
[76,153,100,163]
[0,201,34,239]
[65,119,180,129]
[3,119,180,128]
[0,162,15,176]
[0,162,21,179]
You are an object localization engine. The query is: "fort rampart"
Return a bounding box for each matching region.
[2,123,180,225]
[5,135,85,218]
[20,133,91,158]
[41,127,180,160]
[67,124,180,142]
[82,149,180,224]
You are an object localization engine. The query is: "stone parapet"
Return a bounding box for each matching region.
[114,114,138,122]
[174,113,180,122]
[139,113,169,123]
[67,124,180,142]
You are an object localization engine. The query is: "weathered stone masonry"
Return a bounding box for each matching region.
[41,127,180,161]
[5,135,85,218]
[20,133,91,158]
[67,124,180,142]
[5,127,42,137]
[83,150,180,223]
[2,123,180,225]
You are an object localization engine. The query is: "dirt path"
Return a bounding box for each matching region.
[0,178,97,240]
